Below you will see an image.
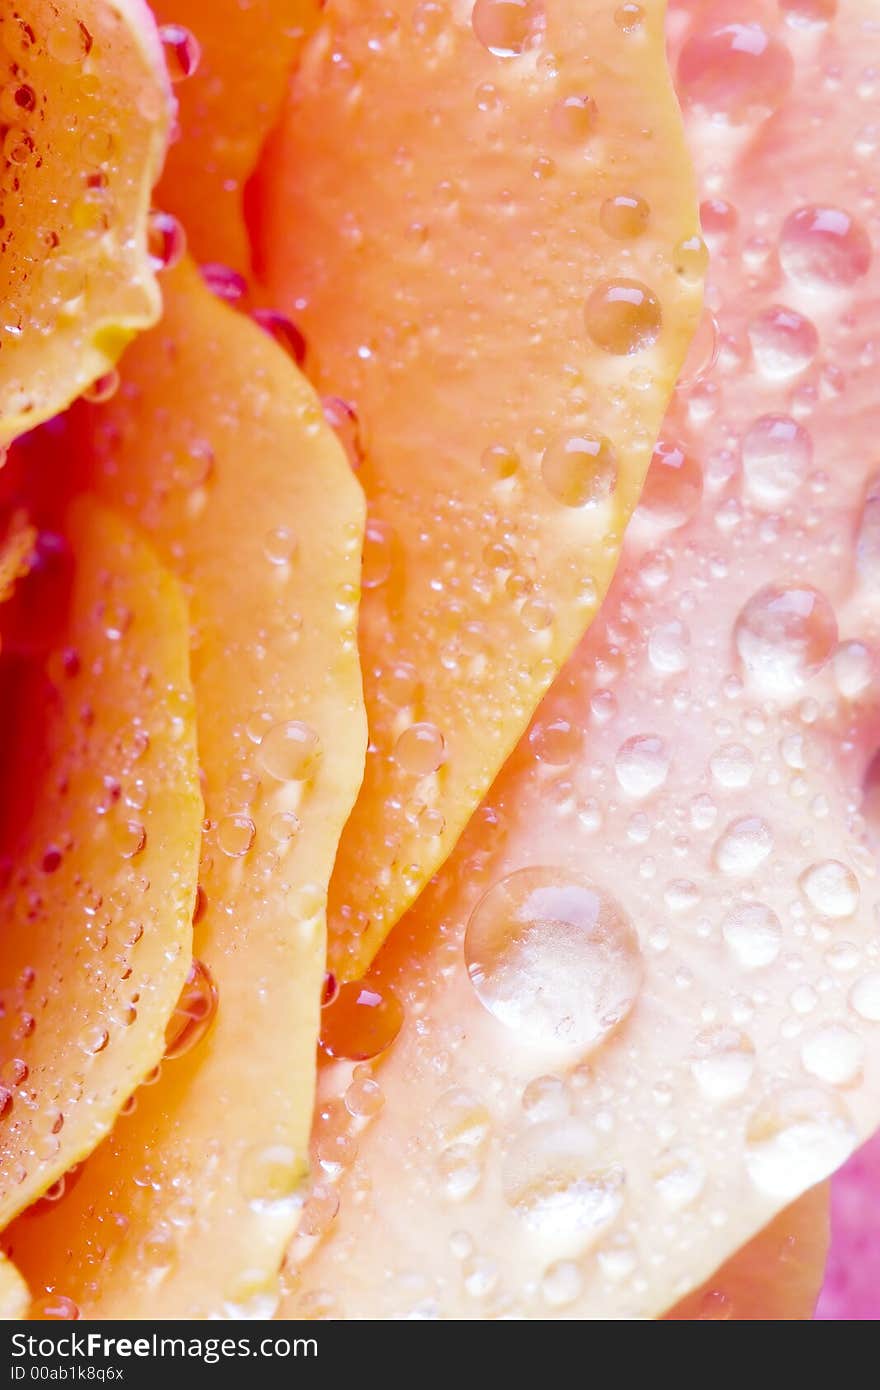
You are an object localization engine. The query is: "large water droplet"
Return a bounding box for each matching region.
[741,414,812,507]
[779,206,871,289]
[584,279,661,355]
[320,979,404,1060]
[464,868,642,1049]
[734,585,837,695]
[677,23,793,123]
[502,1120,624,1244]
[745,1088,855,1198]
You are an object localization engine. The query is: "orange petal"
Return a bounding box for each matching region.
[254,0,703,979]
[666,1186,829,1321]
[280,0,880,1321]
[0,497,201,1230]
[7,259,366,1317]
[153,0,320,272]
[0,2,172,444]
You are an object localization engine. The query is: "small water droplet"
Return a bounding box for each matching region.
[599,194,650,240]
[165,959,218,1059]
[637,440,702,529]
[614,735,669,798]
[799,860,859,919]
[849,972,880,1022]
[741,415,812,506]
[159,24,201,82]
[713,816,774,875]
[393,722,446,776]
[502,1120,624,1243]
[320,979,404,1060]
[471,0,543,56]
[217,813,255,858]
[691,1026,755,1100]
[710,743,754,789]
[800,1024,864,1087]
[748,305,818,379]
[464,867,642,1049]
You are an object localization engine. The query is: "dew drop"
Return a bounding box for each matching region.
[47,19,92,64]
[800,1024,864,1087]
[320,979,404,1061]
[745,1088,855,1197]
[614,735,669,798]
[856,475,880,585]
[713,816,774,876]
[393,722,446,776]
[691,1026,755,1101]
[31,1295,80,1320]
[585,279,661,355]
[147,210,186,271]
[599,194,650,240]
[710,743,754,789]
[734,585,837,695]
[849,972,880,1022]
[779,206,871,289]
[258,721,321,782]
[217,813,255,858]
[550,94,598,142]
[251,309,306,367]
[780,0,837,25]
[362,518,394,588]
[528,717,581,766]
[471,0,542,56]
[159,23,201,82]
[741,414,812,507]
[722,900,784,967]
[799,860,860,919]
[263,527,297,566]
[239,1144,305,1206]
[464,867,642,1049]
[747,305,818,379]
[540,432,617,508]
[637,440,702,529]
[677,23,793,123]
[502,1120,624,1243]
[165,959,218,1060]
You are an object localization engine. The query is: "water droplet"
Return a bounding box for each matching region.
[362,518,394,588]
[745,1087,855,1197]
[165,960,218,1059]
[540,432,617,507]
[713,816,774,876]
[849,972,880,1022]
[637,440,702,529]
[856,475,880,584]
[734,585,837,695]
[585,279,661,355]
[79,1026,109,1056]
[471,0,543,57]
[147,210,186,271]
[258,721,321,782]
[320,979,404,1060]
[779,206,871,289]
[464,867,642,1049]
[691,1026,755,1100]
[550,94,598,142]
[748,305,818,379]
[710,743,754,789]
[528,717,581,766]
[614,3,643,31]
[652,1146,705,1209]
[599,194,650,240]
[31,1294,80,1320]
[722,900,784,967]
[239,1144,305,1206]
[833,641,873,699]
[200,262,248,303]
[217,813,255,858]
[393,722,446,776]
[502,1120,623,1243]
[47,18,92,64]
[780,0,836,25]
[677,23,793,123]
[674,235,709,283]
[159,23,201,82]
[648,619,690,674]
[345,1074,384,1119]
[435,1088,492,1150]
[614,735,669,798]
[251,309,306,367]
[799,860,860,919]
[541,1260,583,1307]
[741,414,812,506]
[263,527,297,566]
[801,1024,864,1087]
[83,371,119,405]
